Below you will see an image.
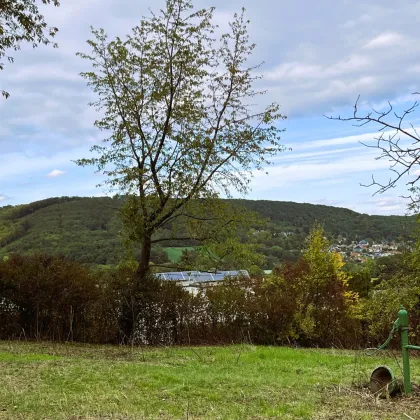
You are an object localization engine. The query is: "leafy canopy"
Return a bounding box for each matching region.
[76,0,286,277]
[294,223,360,340]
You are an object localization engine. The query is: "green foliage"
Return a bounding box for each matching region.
[179,201,267,273]
[367,217,420,344]
[0,197,126,265]
[76,0,286,285]
[0,247,361,347]
[346,264,373,298]
[270,224,361,346]
[1,217,420,350]
[0,196,416,269]
[165,247,196,263]
[0,0,59,98]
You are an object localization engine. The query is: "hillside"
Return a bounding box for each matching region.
[0,196,416,269]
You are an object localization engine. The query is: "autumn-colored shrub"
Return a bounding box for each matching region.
[265,225,362,348]
[0,254,118,342]
[0,243,365,348]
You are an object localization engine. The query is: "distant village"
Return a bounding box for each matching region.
[329,239,403,263]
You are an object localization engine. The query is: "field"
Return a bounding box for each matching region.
[0,342,419,419]
[163,247,196,263]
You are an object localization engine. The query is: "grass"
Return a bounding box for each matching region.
[0,341,419,419]
[163,247,196,263]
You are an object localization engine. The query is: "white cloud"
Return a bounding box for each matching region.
[7,65,81,83]
[2,0,420,213]
[289,127,420,152]
[363,196,410,215]
[342,14,373,29]
[290,131,382,151]
[265,62,322,82]
[272,146,363,162]
[265,54,371,82]
[363,32,405,49]
[408,65,420,74]
[252,151,390,189]
[0,149,84,180]
[47,169,66,178]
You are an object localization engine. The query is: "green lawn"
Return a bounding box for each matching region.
[0,341,419,419]
[163,247,196,263]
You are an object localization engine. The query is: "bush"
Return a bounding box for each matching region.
[0,254,118,342]
[0,248,367,348]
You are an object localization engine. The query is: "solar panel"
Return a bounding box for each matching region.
[155,270,249,283]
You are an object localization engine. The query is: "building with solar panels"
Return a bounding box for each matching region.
[155,270,249,294]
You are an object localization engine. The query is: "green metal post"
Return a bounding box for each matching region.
[398,306,411,394]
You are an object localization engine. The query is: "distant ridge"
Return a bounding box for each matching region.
[0,196,416,268]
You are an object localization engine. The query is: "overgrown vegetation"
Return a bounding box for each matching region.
[1,222,419,348]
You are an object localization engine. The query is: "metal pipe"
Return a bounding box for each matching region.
[406,345,420,351]
[398,306,412,394]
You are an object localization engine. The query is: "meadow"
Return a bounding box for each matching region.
[0,342,419,419]
[162,247,197,263]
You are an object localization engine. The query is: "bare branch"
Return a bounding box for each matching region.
[326,93,420,205]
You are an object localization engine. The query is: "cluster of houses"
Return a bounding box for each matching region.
[330,239,402,263]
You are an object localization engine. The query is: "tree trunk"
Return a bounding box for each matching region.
[136,234,152,286]
[119,235,152,344]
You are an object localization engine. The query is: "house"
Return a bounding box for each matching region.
[155,270,250,295]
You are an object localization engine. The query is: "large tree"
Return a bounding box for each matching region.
[77,0,285,291]
[0,0,60,98]
[327,93,420,210]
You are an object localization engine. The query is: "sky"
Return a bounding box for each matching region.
[1,0,420,215]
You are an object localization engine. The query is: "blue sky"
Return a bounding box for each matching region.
[1,0,420,215]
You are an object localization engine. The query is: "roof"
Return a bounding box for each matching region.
[155,270,249,283]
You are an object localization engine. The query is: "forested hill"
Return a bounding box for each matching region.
[0,196,416,268]
[233,199,414,239]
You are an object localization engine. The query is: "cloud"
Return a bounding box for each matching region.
[252,150,391,189]
[272,147,364,163]
[7,64,81,83]
[265,55,371,82]
[288,129,416,152]
[363,32,405,49]
[47,169,66,178]
[408,65,420,75]
[342,14,373,29]
[2,0,420,214]
[362,196,410,215]
[0,149,85,181]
